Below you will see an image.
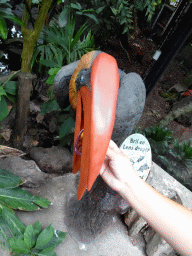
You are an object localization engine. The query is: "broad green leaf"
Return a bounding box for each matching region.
[36,229,66,251]
[4,93,16,103]
[83,13,98,24]
[7,14,23,26]
[2,208,26,237]
[8,238,31,253]
[24,225,33,249]
[0,216,14,251]
[71,3,82,10]
[0,86,7,98]
[39,60,58,68]
[33,221,41,234]
[31,221,41,247]
[38,247,56,256]
[3,81,17,95]
[48,67,61,76]
[58,8,68,28]
[0,17,8,39]
[96,6,105,14]
[0,188,40,211]
[35,224,54,249]
[59,117,75,140]
[41,98,60,114]
[0,169,23,189]
[45,75,55,85]
[33,196,51,208]
[0,96,8,122]
[60,133,74,147]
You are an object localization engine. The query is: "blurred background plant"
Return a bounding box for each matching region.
[0,70,20,122]
[71,0,163,45]
[0,0,22,40]
[133,124,192,191]
[31,8,95,75]
[30,2,95,149]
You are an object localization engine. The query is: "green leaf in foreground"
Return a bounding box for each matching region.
[0,187,51,211]
[24,224,34,248]
[36,229,66,251]
[0,169,23,189]
[59,116,75,140]
[2,208,26,237]
[41,98,60,114]
[35,224,54,249]
[0,217,14,252]
[33,196,51,208]
[8,238,31,253]
[38,247,56,256]
[3,81,17,95]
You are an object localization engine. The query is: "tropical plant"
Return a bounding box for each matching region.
[0,168,66,255]
[0,0,22,40]
[76,0,162,41]
[31,13,95,74]
[1,214,66,255]
[133,0,162,22]
[133,124,174,155]
[58,2,100,26]
[133,124,192,191]
[31,10,94,148]
[0,70,20,122]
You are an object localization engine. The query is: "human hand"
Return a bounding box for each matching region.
[100,140,137,193]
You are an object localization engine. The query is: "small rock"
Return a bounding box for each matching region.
[49,118,57,133]
[36,113,44,124]
[29,146,73,174]
[0,128,12,141]
[30,101,41,114]
[0,157,50,188]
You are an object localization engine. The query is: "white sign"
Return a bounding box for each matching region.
[120,134,151,181]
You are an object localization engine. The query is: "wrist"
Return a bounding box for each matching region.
[118,172,141,200]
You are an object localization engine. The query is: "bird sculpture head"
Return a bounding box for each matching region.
[54,51,146,201]
[68,51,119,200]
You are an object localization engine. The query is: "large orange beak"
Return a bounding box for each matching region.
[70,52,119,200]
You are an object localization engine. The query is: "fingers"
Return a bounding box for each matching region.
[100,164,122,191]
[106,140,121,159]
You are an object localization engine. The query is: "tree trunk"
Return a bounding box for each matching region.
[12,73,36,149]
[12,0,53,149]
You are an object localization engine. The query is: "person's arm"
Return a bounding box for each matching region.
[100,140,192,256]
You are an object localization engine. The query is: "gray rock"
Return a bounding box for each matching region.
[53,61,79,109]
[146,232,175,256]
[172,96,192,125]
[13,174,145,256]
[0,157,49,188]
[112,72,146,146]
[29,146,73,174]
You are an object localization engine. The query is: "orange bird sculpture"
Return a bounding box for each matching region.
[68,51,119,200]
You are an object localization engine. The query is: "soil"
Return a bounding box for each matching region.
[100,33,192,144]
